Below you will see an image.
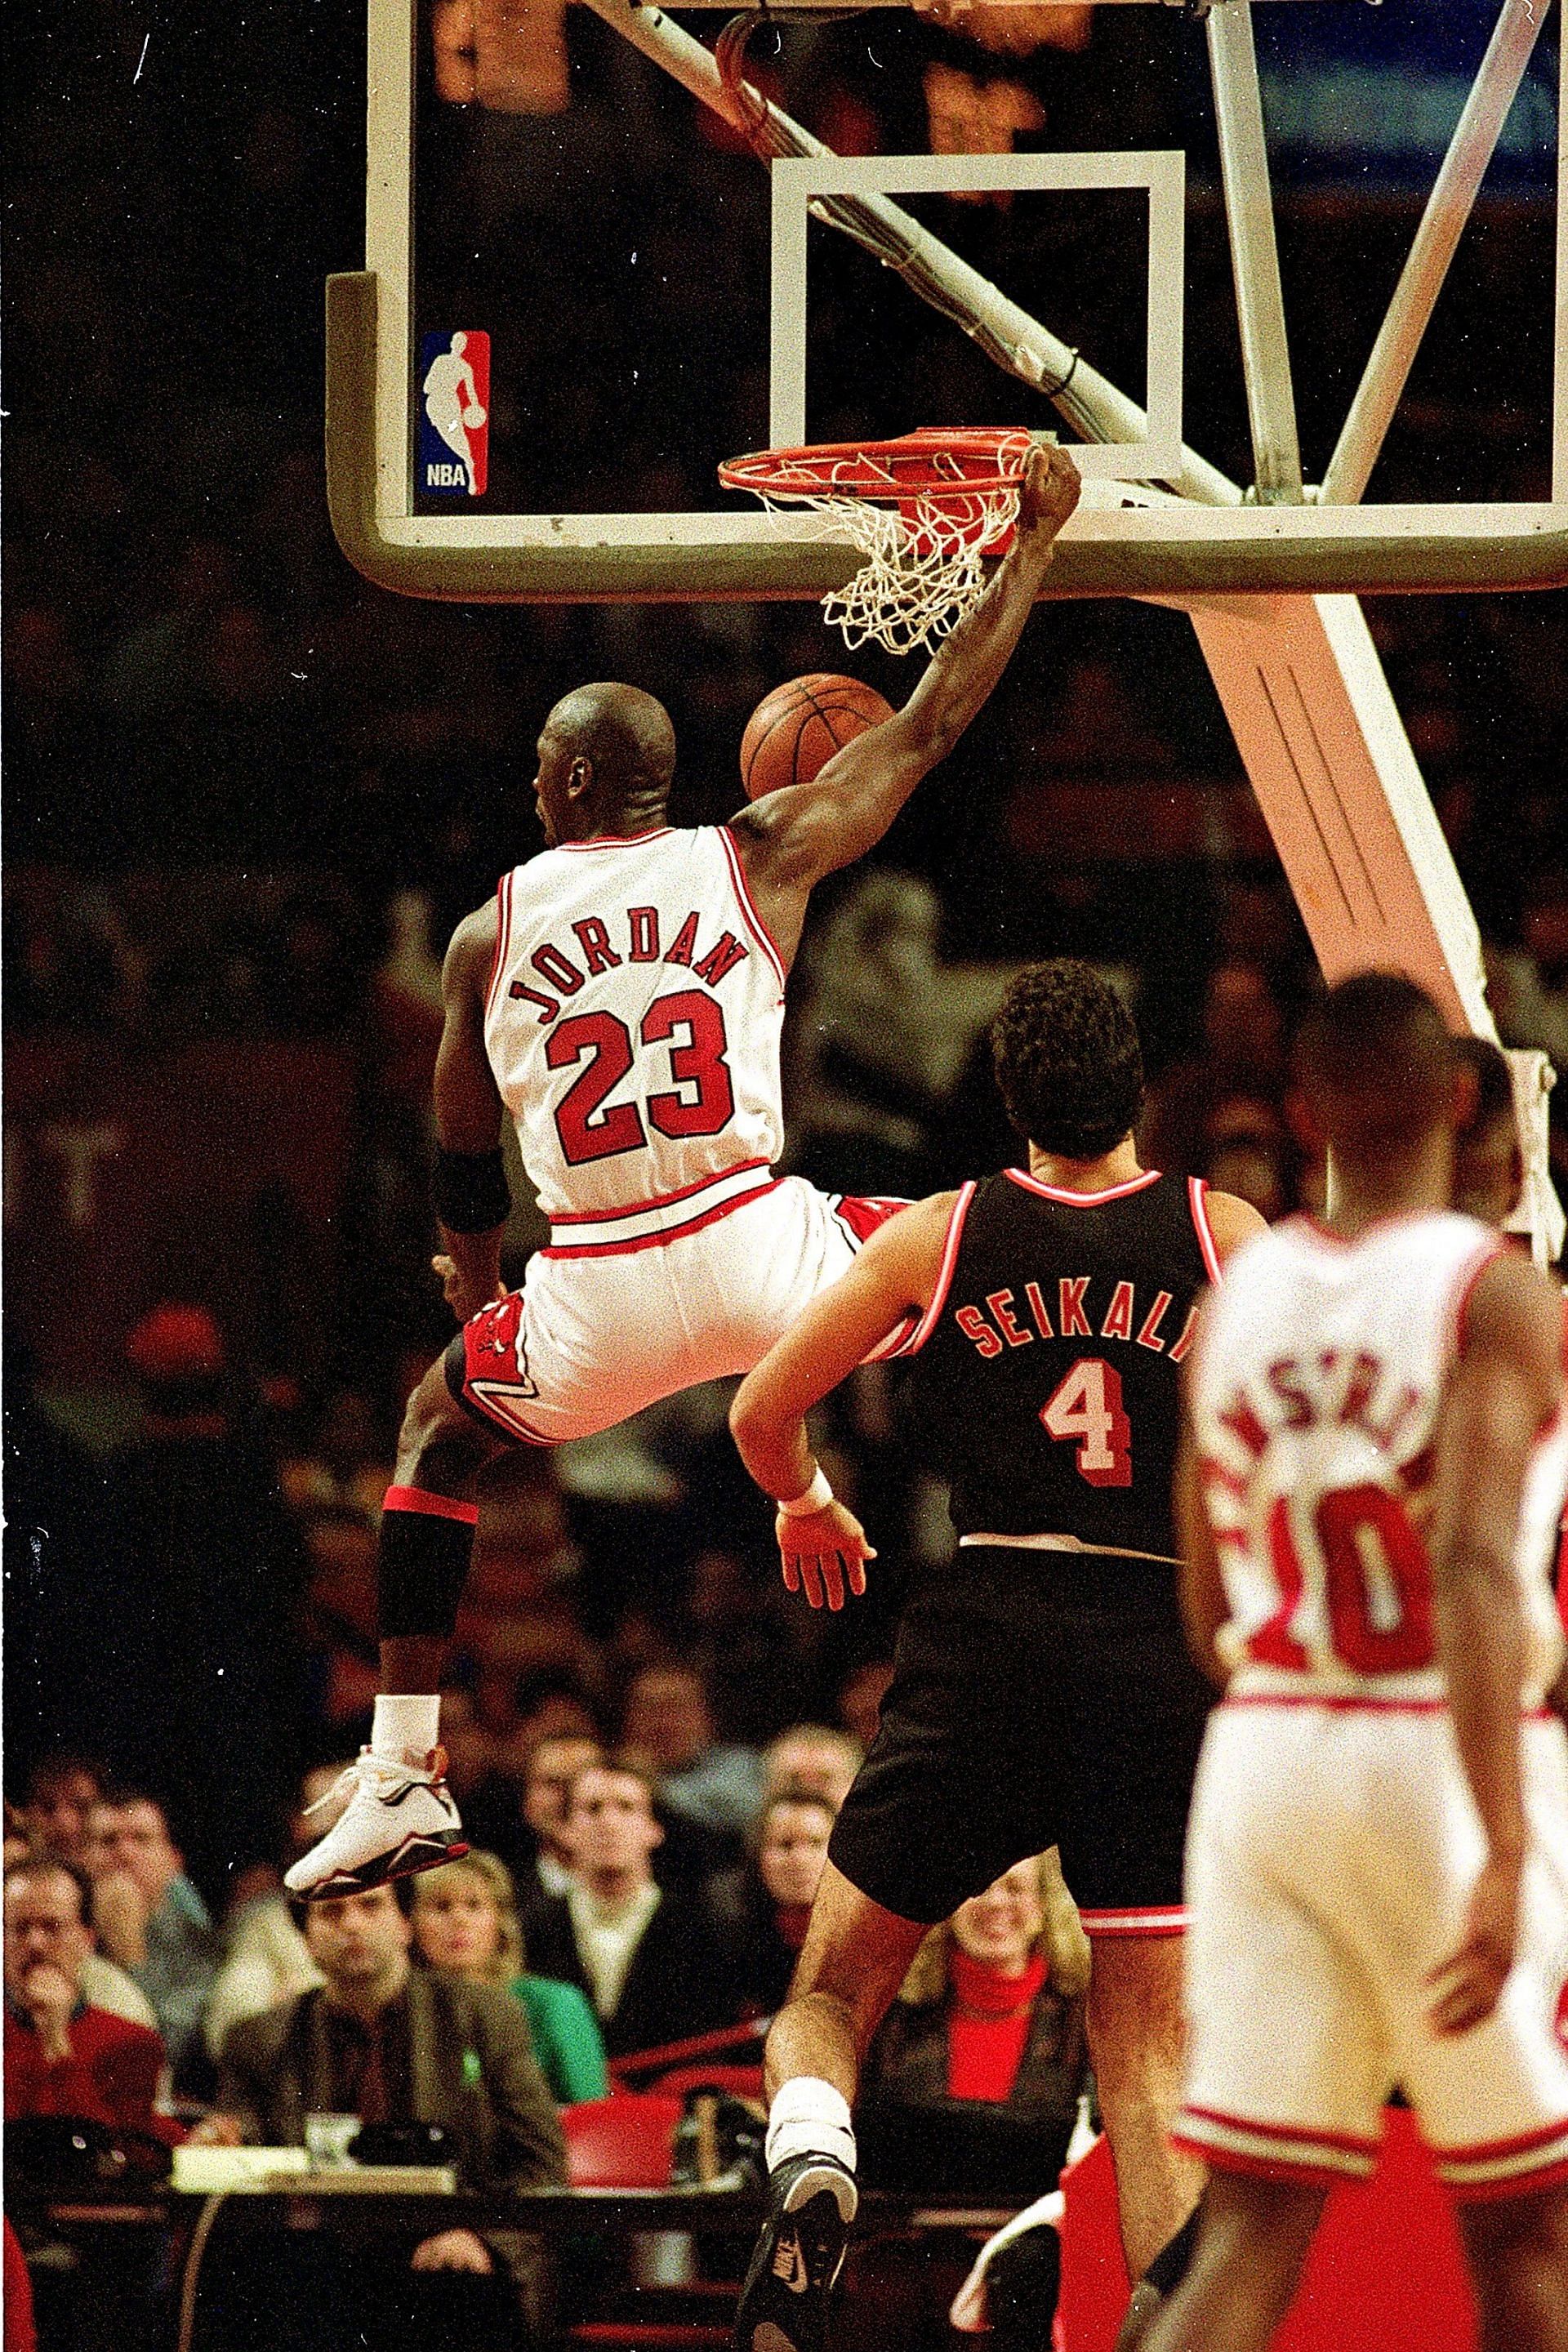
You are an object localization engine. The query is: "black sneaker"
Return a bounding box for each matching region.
[733,2151,858,2352]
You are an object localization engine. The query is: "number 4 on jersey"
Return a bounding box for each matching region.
[1040,1356,1133,1487]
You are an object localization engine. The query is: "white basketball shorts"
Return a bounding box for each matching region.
[448,1169,908,1447]
[1174,1697,1568,2202]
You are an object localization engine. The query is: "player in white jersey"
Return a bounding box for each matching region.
[287,442,1081,1900]
[1143,973,1568,2352]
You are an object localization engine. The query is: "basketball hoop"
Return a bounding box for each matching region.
[719,428,1040,656]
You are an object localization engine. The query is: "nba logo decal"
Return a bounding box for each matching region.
[419,331,489,496]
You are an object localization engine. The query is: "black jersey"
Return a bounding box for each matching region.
[897,1168,1218,1555]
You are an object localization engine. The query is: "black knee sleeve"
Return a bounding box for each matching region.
[376,1487,477,1641]
[1141,2200,1203,2297]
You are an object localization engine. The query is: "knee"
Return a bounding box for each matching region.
[396,1357,481,1483]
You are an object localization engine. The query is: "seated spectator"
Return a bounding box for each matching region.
[621,1662,763,1842]
[710,1787,836,2017]
[524,1755,743,2059]
[513,1731,604,1923]
[202,1764,353,2062]
[3,1860,175,2142]
[207,1882,564,2351]
[760,1724,863,1815]
[410,1851,608,2103]
[81,1790,220,2094]
[19,1754,106,1872]
[857,1854,1090,2198]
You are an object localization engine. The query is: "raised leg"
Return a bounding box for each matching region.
[378,1352,502,1695]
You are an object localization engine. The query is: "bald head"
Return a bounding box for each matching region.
[1294,973,1455,1170]
[548,684,675,797]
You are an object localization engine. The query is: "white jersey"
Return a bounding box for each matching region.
[1191,1212,1567,1705]
[484,826,787,1226]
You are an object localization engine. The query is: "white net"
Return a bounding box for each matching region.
[759,480,1022,657]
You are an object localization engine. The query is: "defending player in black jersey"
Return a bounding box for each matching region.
[728,960,1266,2352]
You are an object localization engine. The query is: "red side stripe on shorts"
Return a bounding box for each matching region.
[1171,2133,1372,2191]
[1181,2105,1379,2158]
[382,1486,480,1526]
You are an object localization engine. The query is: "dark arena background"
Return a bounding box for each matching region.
[3,2,1566,2348]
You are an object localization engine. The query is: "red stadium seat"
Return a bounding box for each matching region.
[562,2093,684,2189]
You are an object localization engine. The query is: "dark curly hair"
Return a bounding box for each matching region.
[990,960,1144,1158]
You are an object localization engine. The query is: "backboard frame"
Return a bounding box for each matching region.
[328,0,1568,601]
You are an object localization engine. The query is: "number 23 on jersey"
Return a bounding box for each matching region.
[548,990,735,1166]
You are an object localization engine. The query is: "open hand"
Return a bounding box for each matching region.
[91,1869,152,1968]
[22,1964,77,2060]
[1015,443,1080,545]
[777,1499,875,1613]
[1426,1855,1520,2036]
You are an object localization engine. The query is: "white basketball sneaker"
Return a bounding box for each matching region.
[284,1746,467,1899]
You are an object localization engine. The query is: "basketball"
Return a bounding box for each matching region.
[740,674,896,800]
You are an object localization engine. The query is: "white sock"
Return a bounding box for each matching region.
[372,1693,442,1764]
[765,2078,857,2176]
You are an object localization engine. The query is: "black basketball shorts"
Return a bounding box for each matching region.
[827,1544,1214,1931]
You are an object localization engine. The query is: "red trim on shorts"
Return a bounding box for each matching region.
[1183,2105,1379,2156]
[541,1180,782,1259]
[484,870,514,1024]
[1222,1691,1555,1721]
[1189,1176,1224,1284]
[892,1182,977,1357]
[1079,1905,1187,1938]
[1446,2154,1568,2205]
[460,1392,555,1447]
[717,825,789,994]
[1432,2118,1568,2166]
[548,1158,773,1224]
[1171,2134,1373,2190]
[1005,1167,1161,1207]
[382,1486,480,1526]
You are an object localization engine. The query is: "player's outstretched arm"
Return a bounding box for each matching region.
[728,446,1080,938]
[729,1193,954,1610]
[1426,1247,1564,2035]
[430,899,512,1323]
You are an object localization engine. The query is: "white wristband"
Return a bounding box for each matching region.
[777,1467,834,1517]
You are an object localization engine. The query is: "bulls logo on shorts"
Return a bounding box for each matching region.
[461,1291,540,1436]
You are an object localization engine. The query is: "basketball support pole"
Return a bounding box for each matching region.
[566,0,1562,1256]
[1169,0,1560,1256]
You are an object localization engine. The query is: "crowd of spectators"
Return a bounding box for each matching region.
[5,1725,1089,2347]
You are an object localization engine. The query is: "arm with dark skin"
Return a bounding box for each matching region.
[729,443,1081,971]
[1174,1393,1232,1690]
[1424,1248,1563,2035]
[729,1193,954,1609]
[430,902,509,1323]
